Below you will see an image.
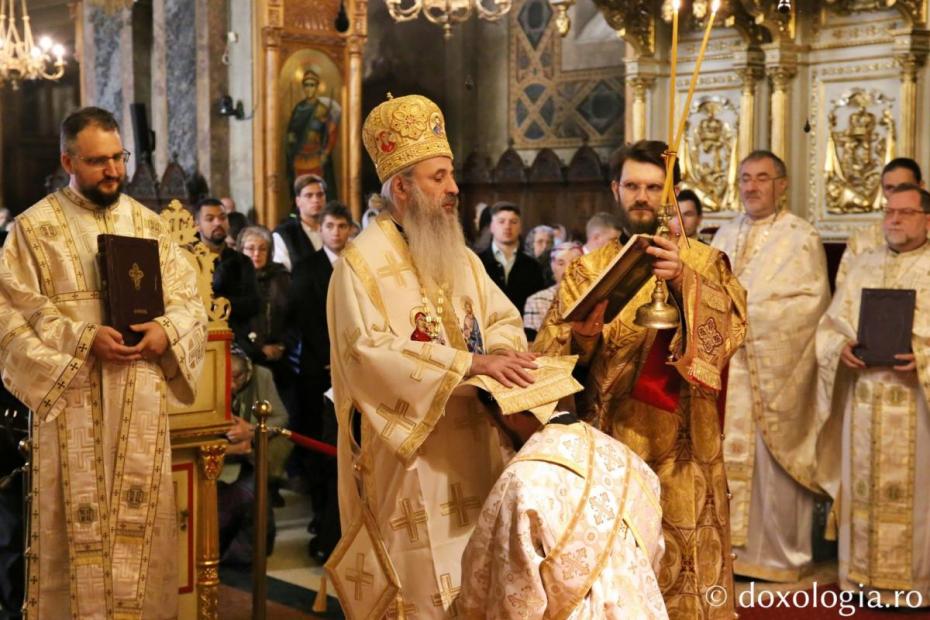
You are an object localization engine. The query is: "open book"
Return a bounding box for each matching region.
[561,234,657,324]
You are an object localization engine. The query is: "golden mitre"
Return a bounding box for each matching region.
[362,93,453,183]
[463,355,583,424]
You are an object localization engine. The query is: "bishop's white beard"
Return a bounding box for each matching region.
[403,183,467,292]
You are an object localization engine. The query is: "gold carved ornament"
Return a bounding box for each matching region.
[823,88,896,214]
[680,96,740,212]
[158,200,231,324]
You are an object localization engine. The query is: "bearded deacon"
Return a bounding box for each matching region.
[0,107,206,619]
[711,151,831,582]
[324,94,536,619]
[816,184,930,605]
[535,140,747,620]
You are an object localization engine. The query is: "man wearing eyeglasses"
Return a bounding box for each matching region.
[816,183,930,607]
[535,139,747,618]
[836,158,926,287]
[0,107,207,618]
[711,150,831,584]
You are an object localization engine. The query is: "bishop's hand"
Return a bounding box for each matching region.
[468,353,537,388]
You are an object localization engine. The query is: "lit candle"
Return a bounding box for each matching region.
[673,0,720,151]
[668,0,680,149]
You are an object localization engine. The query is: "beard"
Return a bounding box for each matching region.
[80,175,125,208]
[403,184,467,291]
[617,199,659,235]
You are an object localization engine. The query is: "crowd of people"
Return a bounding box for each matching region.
[0,98,927,619]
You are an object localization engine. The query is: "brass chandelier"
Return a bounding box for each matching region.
[0,0,66,90]
[386,0,513,39]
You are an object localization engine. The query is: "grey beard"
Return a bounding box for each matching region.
[404,187,467,290]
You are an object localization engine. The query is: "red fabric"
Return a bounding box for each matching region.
[630,329,682,413]
[284,431,338,458]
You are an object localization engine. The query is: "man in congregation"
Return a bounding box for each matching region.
[478,202,546,318]
[582,211,622,254]
[0,107,207,618]
[711,150,831,582]
[273,173,326,271]
[324,94,537,618]
[535,139,747,619]
[459,357,668,619]
[669,188,703,241]
[289,201,353,562]
[836,157,925,286]
[816,183,930,606]
[194,197,259,351]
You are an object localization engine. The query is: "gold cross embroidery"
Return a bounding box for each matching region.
[588,492,616,526]
[390,498,428,543]
[377,253,413,288]
[125,485,146,509]
[375,399,416,439]
[342,328,362,365]
[402,343,446,382]
[128,262,144,291]
[431,573,462,617]
[696,317,724,356]
[560,548,590,579]
[596,445,622,472]
[345,552,374,601]
[386,601,418,619]
[440,482,481,528]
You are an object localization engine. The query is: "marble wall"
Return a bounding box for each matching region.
[165,0,197,175]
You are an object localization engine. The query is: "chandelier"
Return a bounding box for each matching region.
[386,0,512,39]
[0,0,66,90]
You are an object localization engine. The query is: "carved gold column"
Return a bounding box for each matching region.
[262,31,281,225]
[767,66,796,161]
[346,0,368,221]
[738,66,764,161]
[628,75,655,143]
[895,53,923,158]
[196,442,226,620]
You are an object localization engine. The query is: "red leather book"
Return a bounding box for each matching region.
[97,234,165,347]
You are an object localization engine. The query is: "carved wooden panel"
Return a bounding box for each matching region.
[492,147,528,184]
[160,160,190,209]
[566,145,605,182]
[126,161,160,212]
[528,148,564,183]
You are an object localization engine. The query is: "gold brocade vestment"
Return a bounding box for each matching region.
[535,238,747,620]
[816,243,930,603]
[0,189,207,619]
[325,214,527,619]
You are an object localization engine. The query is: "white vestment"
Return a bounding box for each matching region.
[712,211,831,581]
[324,214,527,619]
[460,421,668,619]
[0,189,206,619]
[816,242,930,604]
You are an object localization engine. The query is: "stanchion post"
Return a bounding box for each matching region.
[251,400,272,620]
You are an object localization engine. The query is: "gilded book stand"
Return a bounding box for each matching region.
[160,200,232,620]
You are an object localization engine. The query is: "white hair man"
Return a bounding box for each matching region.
[712,150,831,582]
[324,94,537,618]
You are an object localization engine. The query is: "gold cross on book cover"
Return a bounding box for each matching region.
[97,234,164,346]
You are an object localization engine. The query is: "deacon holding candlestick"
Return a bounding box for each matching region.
[535,3,750,617]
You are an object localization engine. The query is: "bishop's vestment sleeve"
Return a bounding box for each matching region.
[0,223,98,421]
[468,252,527,354]
[153,235,208,405]
[327,257,474,464]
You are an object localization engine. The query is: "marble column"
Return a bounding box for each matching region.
[195,0,230,197]
[151,0,169,174]
[81,5,136,175]
[165,0,197,175]
[227,0,255,213]
[895,52,925,159]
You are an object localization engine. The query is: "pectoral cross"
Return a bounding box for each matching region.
[345,552,374,601]
[440,482,481,528]
[377,253,413,288]
[430,573,462,617]
[375,399,415,439]
[402,343,446,382]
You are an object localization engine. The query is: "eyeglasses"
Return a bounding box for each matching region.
[738,174,784,185]
[881,207,927,218]
[618,182,664,197]
[75,150,132,168]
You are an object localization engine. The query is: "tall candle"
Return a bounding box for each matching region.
[673,0,720,151]
[668,0,680,149]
